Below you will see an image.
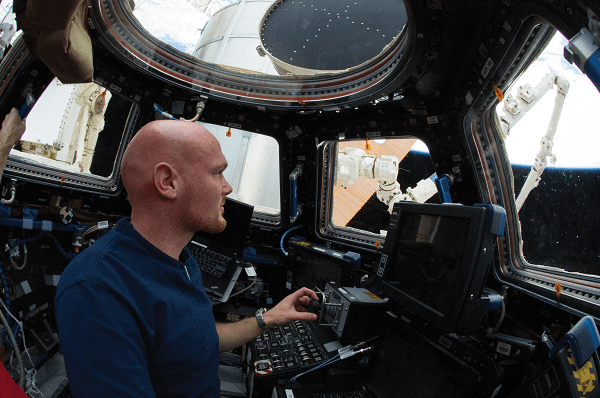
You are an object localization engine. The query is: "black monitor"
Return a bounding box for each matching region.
[192,197,254,257]
[286,236,361,292]
[373,202,505,334]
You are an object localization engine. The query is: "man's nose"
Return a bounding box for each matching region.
[224,180,233,195]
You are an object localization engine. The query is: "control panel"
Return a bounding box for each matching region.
[252,319,329,377]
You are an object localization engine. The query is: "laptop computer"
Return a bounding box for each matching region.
[187,197,254,302]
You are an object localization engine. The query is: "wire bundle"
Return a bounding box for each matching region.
[289,353,341,382]
[0,263,45,395]
[289,337,377,382]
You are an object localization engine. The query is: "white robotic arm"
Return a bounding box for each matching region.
[0,10,16,60]
[498,72,558,140]
[336,147,438,213]
[515,76,569,212]
[498,73,570,212]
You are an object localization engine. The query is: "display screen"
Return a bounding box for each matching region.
[291,247,344,291]
[192,198,254,257]
[386,213,471,317]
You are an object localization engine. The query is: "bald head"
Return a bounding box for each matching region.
[122,120,219,209]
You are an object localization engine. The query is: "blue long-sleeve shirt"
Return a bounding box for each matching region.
[55,218,220,397]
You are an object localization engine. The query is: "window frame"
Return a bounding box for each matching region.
[467,19,600,318]
[315,137,437,251]
[89,0,434,111]
[0,40,139,196]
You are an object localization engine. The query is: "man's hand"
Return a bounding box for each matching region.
[1,108,25,151]
[263,287,319,328]
[216,287,320,352]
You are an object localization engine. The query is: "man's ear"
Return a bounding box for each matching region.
[153,162,179,200]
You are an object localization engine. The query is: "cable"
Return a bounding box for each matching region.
[10,232,77,263]
[0,301,24,388]
[153,103,177,120]
[81,224,99,243]
[485,287,506,335]
[0,263,12,349]
[289,340,376,382]
[1,180,16,205]
[228,274,257,299]
[25,367,43,397]
[280,226,300,256]
[290,354,341,382]
[0,264,11,312]
[0,298,42,394]
[352,335,378,350]
[7,235,34,270]
[181,96,207,122]
[82,222,113,245]
[48,234,77,260]
[20,337,42,397]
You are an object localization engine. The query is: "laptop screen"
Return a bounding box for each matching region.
[192,197,254,257]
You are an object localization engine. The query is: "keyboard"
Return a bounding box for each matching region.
[188,244,232,279]
[253,319,328,375]
[272,386,376,398]
[187,240,243,301]
[311,392,365,398]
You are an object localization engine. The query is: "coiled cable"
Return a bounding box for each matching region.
[280,226,300,256]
